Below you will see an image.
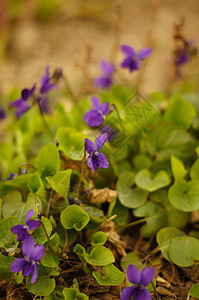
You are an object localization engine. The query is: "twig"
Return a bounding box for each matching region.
[110,0,123,63]
[62,74,77,103]
[136,0,164,92]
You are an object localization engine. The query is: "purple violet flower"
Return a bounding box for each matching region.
[175,52,190,65]
[2,168,27,181]
[85,133,109,171]
[11,84,36,118]
[37,95,50,114]
[40,66,57,94]
[120,264,155,300]
[94,61,115,89]
[84,97,109,127]
[101,125,118,142]
[120,45,152,72]
[11,210,40,241]
[68,198,81,206]
[0,107,6,120]
[2,172,18,181]
[10,236,44,284]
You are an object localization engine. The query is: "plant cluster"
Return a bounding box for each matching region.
[0,40,199,300]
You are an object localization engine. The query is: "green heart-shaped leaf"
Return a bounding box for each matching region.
[34,144,60,179]
[0,216,19,247]
[170,155,187,180]
[145,122,195,161]
[168,237,199,267]
[61,205,90,231]
[156,227,186,261]
[134,201,167,237]
[93,264,125,286]
[135,169,170,192]
[117,171,148,208]
[169,179,199,211]
[165,96,196,129]
[26,265,55,296]
[46,169,72,200]
[2,191,37,222]
[85,246,115,266]
[91,231,107,247]
[189,284,199,298]
[0,253,15,280]
[121,251,142,272]
[190,158,199,180]
[57,127,87,161]
[63,287,89,300]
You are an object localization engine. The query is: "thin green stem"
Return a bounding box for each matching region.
[40,221,57,252]
[75,148,86,202]
[45,189,53,219]
[113,104,127,137]
[38,104,54,139]
[62,74,77,102]
[117,218,146,233]
[44,249,67,260]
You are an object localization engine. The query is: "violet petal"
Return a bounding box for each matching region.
[91,97,101,110]
[22,261,33,277]
[29,244,44,262]
[94,77,112,89]
[87,112,104,127]
[27,219,40,230]
[10,258,26,273]
[140,266,155,287]
[11,98,24,108]
[17,229,29,241]
[95,133,108,151]
[21,89,31,100]
[126,264,141,284]
[16,102,30,118]
[132,286,151,300]
[120,286,136,300]
[30,263,38,284]
[100,102,109,115]
[22,236,35,258]
[26,210,34,223]
[11,224,25,234]
[97,153,109,168]
[121,45,135,56]
[121,56,134,68]
[137,48,152,60]
[85,138,96,154]
[100,61,115,76]
[87,155,99,171]
[84,110,103,127]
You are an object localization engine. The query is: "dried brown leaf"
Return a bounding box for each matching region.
[90,188,117,204]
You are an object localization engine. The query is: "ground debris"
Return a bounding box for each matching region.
[90,188,118,204]
[0,280,33,300]
[77,275,121,299]
[100,220,126,256]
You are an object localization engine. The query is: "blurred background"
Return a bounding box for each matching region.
[0,0,199,94]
